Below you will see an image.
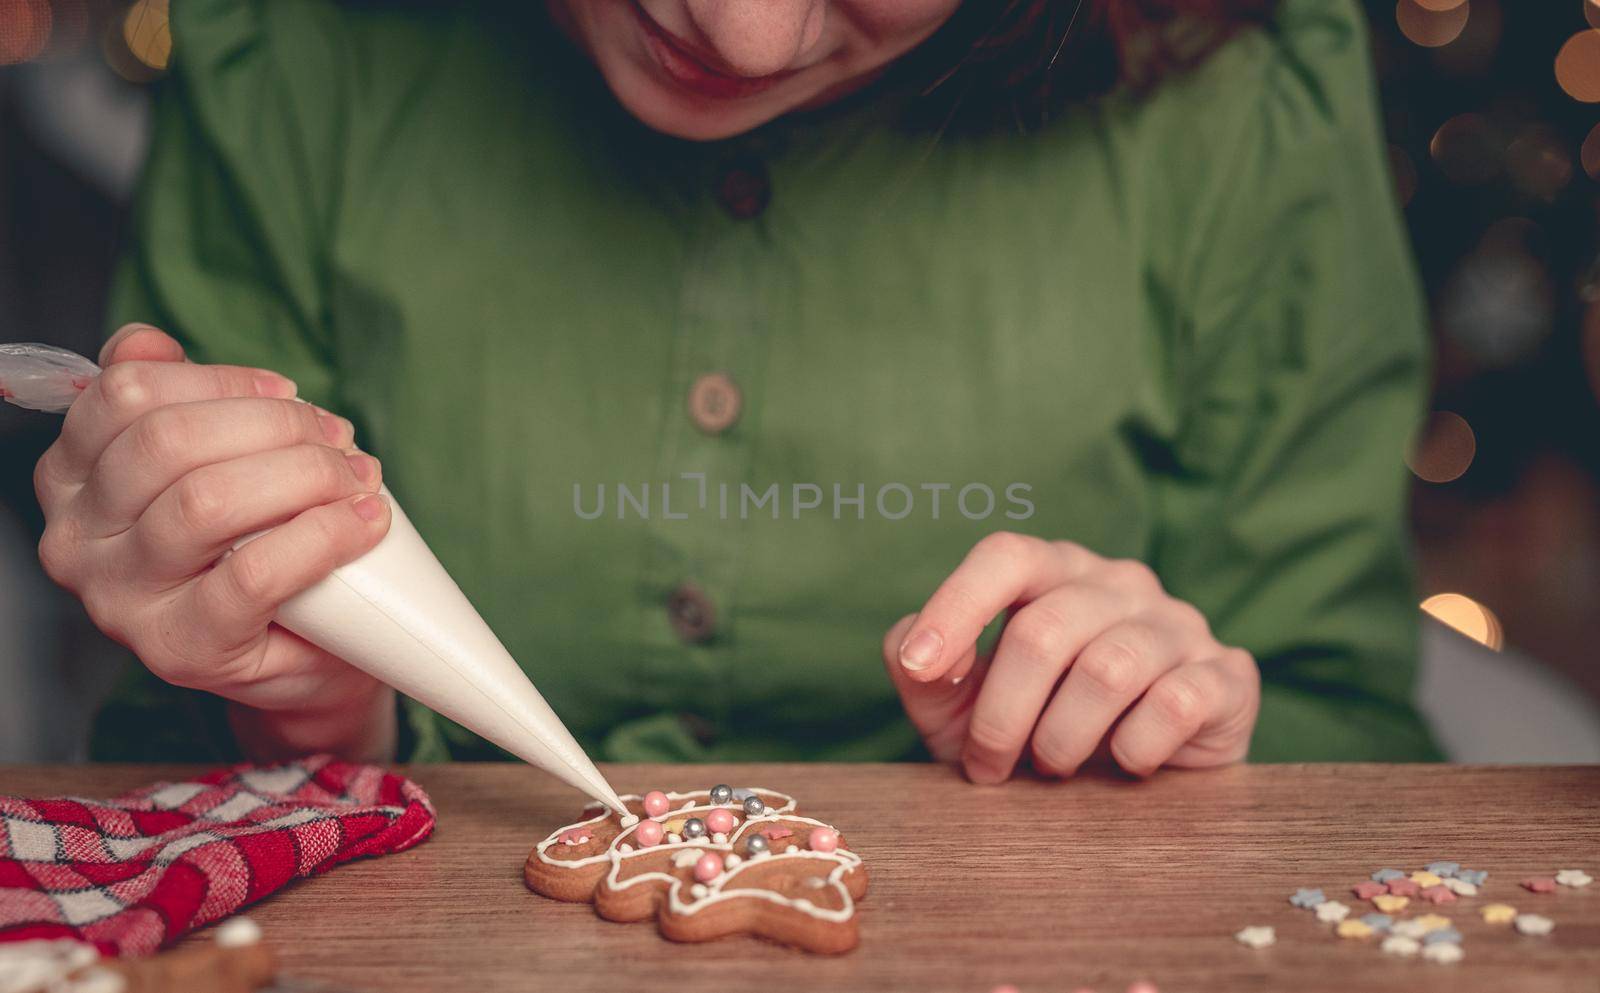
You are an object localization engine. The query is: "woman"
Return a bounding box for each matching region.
[35,0,1440,776]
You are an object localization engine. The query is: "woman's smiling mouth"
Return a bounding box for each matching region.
[630,0,800,99]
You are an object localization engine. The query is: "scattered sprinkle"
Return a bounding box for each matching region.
[1290,888,1326,909]
[1454,869,1488,886]
[1419,885,1457,905]
[1390,919,1431,940]
[1359,913,1393,932]
[1314,900,1351,923]
[1555,868,1592,888]
[1371,868,1405,883]
[1422,928,1462,946]
[1385,878,1420,897]
[1442,877,1478,896]
[1336,919,1375,939]
[1514,914,1555,936]
[1380,935,1420,957]
[1422,942,1464,964]
[1410,871,1444,888]
[1522,878,1557,894]
[1480,903,1517,924]
[1425,861,1461,878]
[1372,894,1409,913]
[1414,914,1453,934]
[1235,925,1276,949]
[1351,881,1388,901]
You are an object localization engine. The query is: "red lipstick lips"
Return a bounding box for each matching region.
[631,1,795,99]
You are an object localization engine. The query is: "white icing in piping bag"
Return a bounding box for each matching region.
[1,343,626,814]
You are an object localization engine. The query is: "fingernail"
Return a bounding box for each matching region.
[255,374,298,399]
[352,494,387,522]
[346,452,381,488]
[320,413,354,447]
[899,629,942,672]
[963,756,1007,785]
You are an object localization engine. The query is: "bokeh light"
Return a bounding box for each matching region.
[0,0,51,65]
[1407,411,1477,483]
[1430,113,1503,185]
[122,0,169,71]
[1396,0,1471,48]
[1505,126,1574,201]
[1587,0,1600,32]
[1583,122,1600,180]
[1421,593,1505,650]
[1438,222,1555,367]
[1555,30,1600,103]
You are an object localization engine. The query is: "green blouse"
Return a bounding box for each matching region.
[95,0,1442,763]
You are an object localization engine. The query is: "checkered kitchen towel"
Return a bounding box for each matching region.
[0,756,434,955]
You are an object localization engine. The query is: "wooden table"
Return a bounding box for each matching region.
[2,764,1596,993]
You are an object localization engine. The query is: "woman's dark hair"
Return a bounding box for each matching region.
[916,0,1281,129]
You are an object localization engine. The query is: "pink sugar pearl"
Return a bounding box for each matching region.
[808,827,839,853]
[694,852,725,882]
[1127,983,1160,993]
[706,808,737,834]
[642,791,670,818]
[634,819,664,847]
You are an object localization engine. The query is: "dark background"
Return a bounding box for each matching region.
[1,0,1596,760]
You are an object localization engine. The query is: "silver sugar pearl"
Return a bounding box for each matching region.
[742,796,766,816]
[745,834,770,856]
[682,817,707,840]
[709,784,734,805]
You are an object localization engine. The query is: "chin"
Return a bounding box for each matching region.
[592,60,796,141]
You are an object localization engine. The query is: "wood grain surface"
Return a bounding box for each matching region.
[2,763,1596,993]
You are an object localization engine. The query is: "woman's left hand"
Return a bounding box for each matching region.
[883,532,1260,782]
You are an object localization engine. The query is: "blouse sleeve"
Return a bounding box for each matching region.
[94,0,349,760]
[1148,1,1441,760]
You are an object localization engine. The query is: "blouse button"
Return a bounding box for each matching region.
[687,372,743,434]
[667,583,716,643]
[715,156,770,220]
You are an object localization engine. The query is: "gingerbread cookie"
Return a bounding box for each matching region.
[524,785,867,953]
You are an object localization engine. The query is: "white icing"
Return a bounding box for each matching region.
[666,833,682,844]
[619,814,639,828]
[712,832,728,844]
[672,851,703,868]
[213,917,262,948]
[538,789,858,926]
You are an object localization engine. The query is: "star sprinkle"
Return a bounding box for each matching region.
[1380,935,1420,957]
[1422,942,1464,964]
[1422,928,1462,945]
[1414,914,1453,933]
[1359,913,1393,932]
[1481,903,1517,924]
[1454,868,1488,886]
[1290,888,1325,909]
[1351,881,1387,900]
[1385,878,1420,897]
[1425,861,1461,878]
[1556,868,1592,888]
[1372,894,1409,913]
[1336,919,1374,939]
[1419,885,1457,905]
[1522,878,1557,893]
[1371,868,1405,883]
[1314,901,1351,923]
[1390,919,1431,940]
[1235,926,1276,949]
[1514,914,1555,936]
[1442,877,1478,896]
[1410,871,1443,888]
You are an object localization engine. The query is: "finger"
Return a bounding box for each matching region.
[896,533,1097,683]
[128,446,382,583]
[213,626,380,711]
[1107,652,1257,776]
[56,361,300,481]
[882,613,983,762]
[82,397,355,531]
[101,324,187,366]
[1027,617,1193,778]
[178,493,391,664]
[959,584,1126,784]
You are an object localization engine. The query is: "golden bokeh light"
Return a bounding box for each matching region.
[1582,121,1600,180]
[1421,593,1504,651]
[1430,113,1503,185]
[1396,0,1471,48]
[1587,0,1600,31]
[1555,30,1600,102]
[0,0,51,65]
[122,0,169,71]
[1407,411,1476,483]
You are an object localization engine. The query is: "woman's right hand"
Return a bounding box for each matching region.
[33,324,398,761]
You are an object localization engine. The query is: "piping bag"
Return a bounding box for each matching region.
[1,343,627,814]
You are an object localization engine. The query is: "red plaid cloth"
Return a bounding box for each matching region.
[0,756,434,956]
